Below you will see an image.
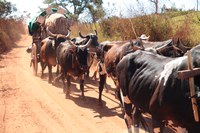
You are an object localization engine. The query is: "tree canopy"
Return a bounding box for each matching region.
[0,0,16,18]
[43,0,105,22]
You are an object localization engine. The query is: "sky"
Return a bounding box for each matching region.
[8,0,198,21]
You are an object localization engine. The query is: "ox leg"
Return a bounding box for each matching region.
[61,73,67,94]
[66,75,71,96]
[116,88,124,112]
[98,74,106,105]
[48,64,53,83]
[56,64,59,76]
[40,62,45,79]
[56,64,60,76]
[53,73,62,85]
[80,74,85,98]
[104,75,109,92]
[124,96,133,133]
[86,69,90,78]
[91,70,97,80]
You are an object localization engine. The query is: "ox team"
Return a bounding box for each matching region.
[27,7,200,133]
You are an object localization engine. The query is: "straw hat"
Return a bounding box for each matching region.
[139,34,150,40]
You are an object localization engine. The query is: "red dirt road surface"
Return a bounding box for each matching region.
[0,34,149,133]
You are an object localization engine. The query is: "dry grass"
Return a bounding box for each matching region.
[0,18,26,53]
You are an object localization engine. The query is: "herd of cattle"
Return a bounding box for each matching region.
[29,27,200,133]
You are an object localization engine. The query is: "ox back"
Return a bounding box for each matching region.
[55,42,88,97]
[57,43,88,76]
[116,48,200,132]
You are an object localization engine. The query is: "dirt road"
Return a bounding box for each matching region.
[0,34,146,133]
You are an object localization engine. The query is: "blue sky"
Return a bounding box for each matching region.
[8,0,198,19]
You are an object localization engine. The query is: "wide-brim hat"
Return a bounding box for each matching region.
[139,34,150,40]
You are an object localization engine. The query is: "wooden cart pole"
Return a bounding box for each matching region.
[187,50,199,122]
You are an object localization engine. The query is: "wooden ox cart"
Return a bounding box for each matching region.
[28,6,72,76]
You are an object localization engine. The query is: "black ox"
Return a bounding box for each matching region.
[71,30,99,77]
[53,39,91,97]
[116,45,200,133]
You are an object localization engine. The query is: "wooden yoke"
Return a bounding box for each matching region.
[177,51,199,122]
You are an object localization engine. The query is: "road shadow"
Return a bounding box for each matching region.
[35,71,175,132]
[66,94,124,119]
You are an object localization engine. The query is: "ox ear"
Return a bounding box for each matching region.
[94,29,98,36]
[130,40,144,51]
[103,44,112,52]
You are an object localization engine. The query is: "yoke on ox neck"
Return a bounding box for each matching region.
[159,56,187,86]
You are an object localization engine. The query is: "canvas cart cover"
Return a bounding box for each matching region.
[28,11,46,35]
[28,7,70,36]
[44,13,71,35]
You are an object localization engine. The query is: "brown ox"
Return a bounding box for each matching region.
[53,38,92,98]
[71,30,99,77]
[40,29,70,83]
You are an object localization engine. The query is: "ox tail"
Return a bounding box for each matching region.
[132,107,150,132]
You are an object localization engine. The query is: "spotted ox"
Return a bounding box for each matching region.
[40,29,70,83]
[53,38,92,97]
[116,45,200,133]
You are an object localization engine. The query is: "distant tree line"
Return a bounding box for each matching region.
[0,0,16,18]
[43,0,105,22]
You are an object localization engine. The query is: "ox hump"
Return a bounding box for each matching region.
[159,56,187,86]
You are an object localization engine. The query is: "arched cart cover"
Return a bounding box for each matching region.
[28,7,70,36]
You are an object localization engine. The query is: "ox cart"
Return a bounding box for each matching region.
[177,50,200,122]
[28,6,71,76]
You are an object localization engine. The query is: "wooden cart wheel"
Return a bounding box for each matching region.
[31,43,38,76]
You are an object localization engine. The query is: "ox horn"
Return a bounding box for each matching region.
[78,38,92,49]
[172,45,184,54]
[66,30,71,38]
[46,27,57,37]
[94,29,98,36]
[68,40,78,47]
[79,31,87,38]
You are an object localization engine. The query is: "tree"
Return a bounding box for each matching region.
[86,1,105,23]
[43,0,105,22]
[149,0,158,14]
[0,0,15,18]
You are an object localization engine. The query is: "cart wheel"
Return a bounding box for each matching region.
[31,43,38,76]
